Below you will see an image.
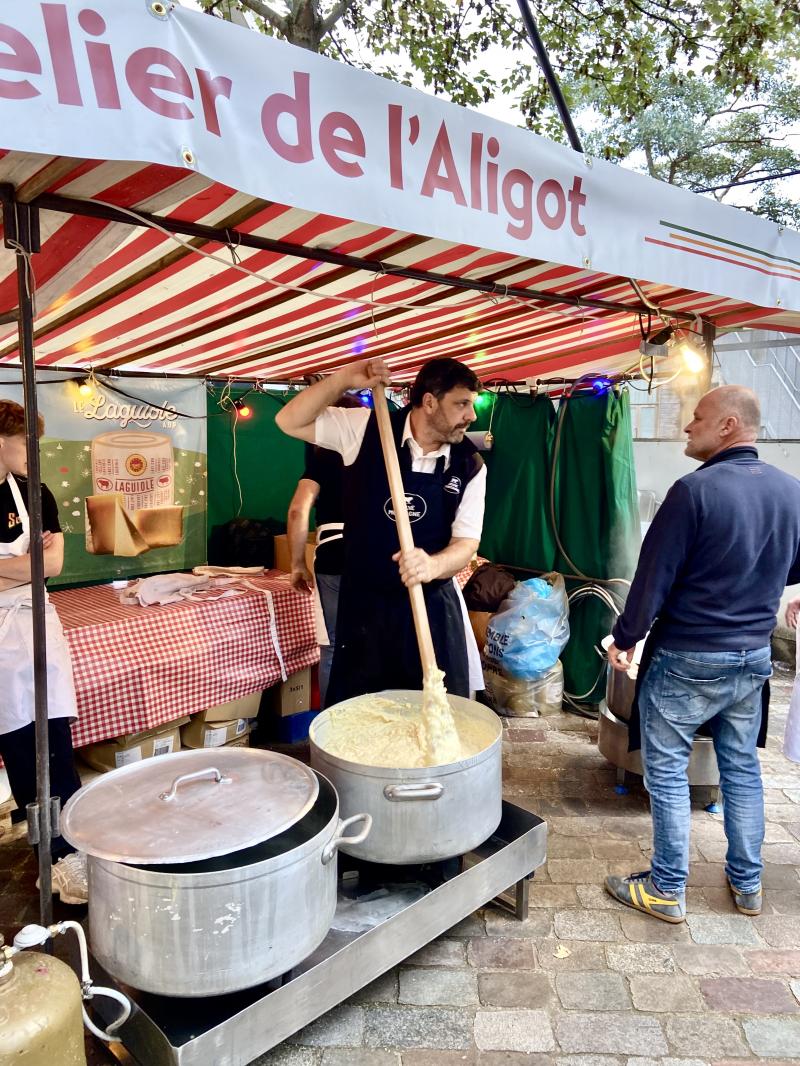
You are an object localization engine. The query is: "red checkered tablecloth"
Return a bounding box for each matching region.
[50,573,318,749]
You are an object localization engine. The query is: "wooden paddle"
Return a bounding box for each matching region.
[372,386,438,679]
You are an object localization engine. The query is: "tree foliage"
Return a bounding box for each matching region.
[581,66,800,225]
[201,0,798,125]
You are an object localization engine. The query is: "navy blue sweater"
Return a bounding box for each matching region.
[613,447,800,651]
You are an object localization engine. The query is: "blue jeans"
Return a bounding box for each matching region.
[316,573,340,710]
[639,646,771,895]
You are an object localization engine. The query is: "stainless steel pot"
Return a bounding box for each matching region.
[310,691,502,864]
[61,750,370,997]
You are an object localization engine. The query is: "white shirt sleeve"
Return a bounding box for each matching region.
[314,407,371,466]
[452,464,486,541]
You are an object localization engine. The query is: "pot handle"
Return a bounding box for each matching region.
[159,767,232,802]
[321,813,372,865]
[383,783,444,802]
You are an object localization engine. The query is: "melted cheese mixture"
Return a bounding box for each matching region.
[320,675,496,768]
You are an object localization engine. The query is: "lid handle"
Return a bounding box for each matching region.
[159,767,232,802]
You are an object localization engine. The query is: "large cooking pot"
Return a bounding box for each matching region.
[310,690,502,864]
[599,665,719,786]
[61,749,370,997]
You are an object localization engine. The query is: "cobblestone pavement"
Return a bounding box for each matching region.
[1,662,798,1066]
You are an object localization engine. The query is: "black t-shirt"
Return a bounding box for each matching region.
[303,445,344,575]
[0,475,61,545]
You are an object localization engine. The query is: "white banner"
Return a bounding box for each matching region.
[0,1,798,312]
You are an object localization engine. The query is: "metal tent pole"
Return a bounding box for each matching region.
[3,197,53,927]
[515,0,584,154]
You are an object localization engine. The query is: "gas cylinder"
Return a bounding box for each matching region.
[0,941,87,1066]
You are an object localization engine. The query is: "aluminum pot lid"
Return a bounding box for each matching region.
[61,748,319,864]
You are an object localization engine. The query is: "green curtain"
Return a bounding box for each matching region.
[554,389,640,702]
[206,388,305,530]
[473,393,558,571]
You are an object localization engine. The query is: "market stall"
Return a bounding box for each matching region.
[0,3,799,1064]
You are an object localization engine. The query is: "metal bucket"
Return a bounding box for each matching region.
[310,691,502,864]
[84,772,370,997]
[599,665,720,786]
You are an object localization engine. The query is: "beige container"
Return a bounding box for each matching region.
[181,717,251,749]
[78,718,188,773]
[91,430,175,511]
[198,691,262,724]
[265,668,312,717]
[0,951,87,1066]
[273,533,315,574]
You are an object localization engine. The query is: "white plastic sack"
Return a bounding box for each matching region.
[482,658,564,717]
[483,574,569,680]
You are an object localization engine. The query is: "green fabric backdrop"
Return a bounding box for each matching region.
[475,387,639,705]
[206,388,305,531]
[554,389,640,702]
[473,393,557,571]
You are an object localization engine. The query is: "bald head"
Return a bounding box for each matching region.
[684,385,760,461]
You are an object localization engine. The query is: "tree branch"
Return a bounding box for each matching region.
[321,0,358,35]
[237,0,289,35]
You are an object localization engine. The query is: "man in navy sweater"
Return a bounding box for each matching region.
[605,385,800,923]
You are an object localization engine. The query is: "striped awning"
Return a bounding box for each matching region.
[1,152,798,383]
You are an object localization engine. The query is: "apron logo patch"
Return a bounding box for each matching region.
[384,494,428,523]
[443,476,462,495]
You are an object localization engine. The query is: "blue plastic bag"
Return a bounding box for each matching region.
[483,575,570,680]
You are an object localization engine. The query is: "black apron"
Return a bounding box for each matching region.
[326,409,481,706]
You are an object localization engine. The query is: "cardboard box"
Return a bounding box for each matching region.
[469,610,494,653]
[273,534,315,574]
[79,717,189,773]
[264,667,312,717]
[181,716,251,749]
[199,691,262,724]
[225,731,251,750]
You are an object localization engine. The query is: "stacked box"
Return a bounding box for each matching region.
[79,717,189,772]
[181,716,251,749]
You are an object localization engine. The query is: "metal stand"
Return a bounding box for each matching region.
[87,801,547,1066]
[1,195,56,927]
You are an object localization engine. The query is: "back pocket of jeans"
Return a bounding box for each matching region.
[660,669,726,722]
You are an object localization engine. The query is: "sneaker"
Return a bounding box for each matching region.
[45,852,89,905]
[727,878,762,916]
[604,870,686,923]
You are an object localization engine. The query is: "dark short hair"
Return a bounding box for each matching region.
[0,400,43,438]
[409,358,481,408]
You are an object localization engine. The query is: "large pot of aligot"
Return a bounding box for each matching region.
[61,748,370,997]
[310,690,502,864]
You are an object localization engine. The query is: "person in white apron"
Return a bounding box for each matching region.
[0,401,87,904]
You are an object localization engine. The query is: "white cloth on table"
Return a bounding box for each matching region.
[120,572,213,606]
[192,565,264,577]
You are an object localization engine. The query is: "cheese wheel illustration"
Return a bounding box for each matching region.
[91,431,174,512]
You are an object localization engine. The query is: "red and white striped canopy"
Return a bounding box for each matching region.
[0,152,798,383]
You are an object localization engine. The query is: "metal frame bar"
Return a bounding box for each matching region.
[0,184,696,324]
[2,196,53,926]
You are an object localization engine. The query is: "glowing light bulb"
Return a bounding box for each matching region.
[680,345,706,374]
[238,404,252,419]
[78,382,93,397]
